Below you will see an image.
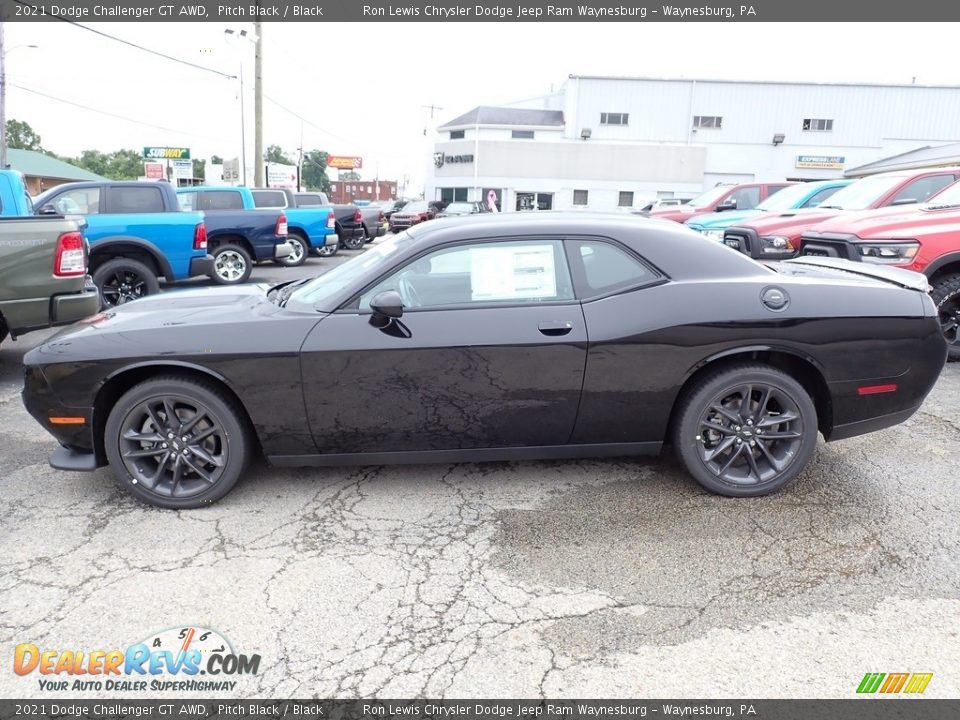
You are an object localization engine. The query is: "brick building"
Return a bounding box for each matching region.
[327,178,398,204]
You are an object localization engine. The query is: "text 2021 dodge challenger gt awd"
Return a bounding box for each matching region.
[22,213,947,508]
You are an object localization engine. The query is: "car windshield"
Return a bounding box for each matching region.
[926,180,960,205]
[288,231,414,309]
[754,183,822,211]
[401,201,428,214]
[817,175,905,210]
[444,203,472,213]
[687,185,734,208]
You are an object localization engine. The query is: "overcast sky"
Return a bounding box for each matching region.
[5,21,960,193]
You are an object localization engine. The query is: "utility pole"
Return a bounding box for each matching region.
[0,23,7,170]
[253,19,263,186]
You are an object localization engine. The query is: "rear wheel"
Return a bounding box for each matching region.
[93,258,160,307]
[315,242,339,257]
[104,376,251,509]
[276,233,308,267]
[341,232,365,251]
[211,244,252,284]
[673,363,818,497]
[930,273,960,361]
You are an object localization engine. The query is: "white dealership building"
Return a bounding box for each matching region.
[426,75,960,212]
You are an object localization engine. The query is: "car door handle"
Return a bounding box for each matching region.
[538,321,574,336]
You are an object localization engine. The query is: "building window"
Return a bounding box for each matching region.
[802,118,834,131]
[450,130,465,140]
[454,188,468,202]
[600,112,629,126]
[573,189,589,206]
[693,115,723,129]
[511,130,535,139]
[618,191,634,207]
[440,188,469,203]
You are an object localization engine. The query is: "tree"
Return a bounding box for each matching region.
[340,170,361,180]
[6,119,43,151]
[264,144,293,165]
[106,149,146,180]
[301,149,331,193]
[210,154,224,165]
[192,159,206,181]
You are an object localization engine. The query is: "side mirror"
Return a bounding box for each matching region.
[369,290,404,327]
[37,203,59,215]
[890,197,917,206]
[716,199,738,211]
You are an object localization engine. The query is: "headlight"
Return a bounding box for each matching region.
[858,241,919,264]
[702,229,725,242]
[758,235,795,254]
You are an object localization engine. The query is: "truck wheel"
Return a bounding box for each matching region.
[211,244,252,285]
[316,243,338,258]
[931,273,960,361]
[342,233,365,251]
[276,233,308,267]
[93,258,160,307]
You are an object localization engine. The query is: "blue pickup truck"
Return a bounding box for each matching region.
[176,187,293,284]
[180,186,337,266]
[33,181,214,306]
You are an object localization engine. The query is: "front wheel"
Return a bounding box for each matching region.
[673,363,818,497]
[276,234,308,267]
[930,273,960,361]
[93,258,160,307]
[211,244,252,284]
[104,375,251,509]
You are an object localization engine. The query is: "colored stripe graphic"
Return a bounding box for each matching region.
[857,673,885,693]
[903,673,933,694]
[880,673,909,693]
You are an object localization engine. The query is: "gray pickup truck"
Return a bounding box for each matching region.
[0,216,100,347]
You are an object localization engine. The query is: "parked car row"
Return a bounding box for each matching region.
[671,168,960,360]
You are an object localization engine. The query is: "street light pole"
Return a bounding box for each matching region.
[238,60,247,185]
[0,26,39,171]
[253,20,263,187]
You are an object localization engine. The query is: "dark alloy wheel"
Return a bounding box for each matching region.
[930,273,960,362]
[673,364,818,497]
[93,258,160,307]
[104,376,250,509]
[316,242,339,257]
[277,234,308,267]
[211,244,252,284]
[341,232,365,251]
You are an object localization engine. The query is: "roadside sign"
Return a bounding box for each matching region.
[796,155,845,169]
[172,160,193,180]
[143,163,165,179]
[143,146,191,160]
[223,158,240,181]
[327,155,362,170]
[267,162,298,189]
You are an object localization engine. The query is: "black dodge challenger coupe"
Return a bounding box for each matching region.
[23,213,946,508]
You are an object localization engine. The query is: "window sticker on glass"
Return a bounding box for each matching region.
[470,245,556,301]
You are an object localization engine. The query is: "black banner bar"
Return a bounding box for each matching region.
[1,700,958,720]
[1,0,960,22]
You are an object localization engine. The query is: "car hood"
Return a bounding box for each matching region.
[648,205,702,222]
[687,209,763,229]
[810,204,960,239]
[735,208,844,234]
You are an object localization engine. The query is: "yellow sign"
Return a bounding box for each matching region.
[327,156,362,170]
[796,155,845,170]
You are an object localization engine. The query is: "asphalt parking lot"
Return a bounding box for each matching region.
[1,244,958,698]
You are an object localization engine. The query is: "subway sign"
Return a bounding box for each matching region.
[143,147,191,160]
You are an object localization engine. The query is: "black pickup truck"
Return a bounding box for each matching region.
[176,187,292,283]
[292,191,366,255]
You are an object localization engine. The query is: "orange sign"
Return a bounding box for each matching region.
[327,156,362,170]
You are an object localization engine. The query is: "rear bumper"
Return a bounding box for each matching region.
[324,231,339,246]
[274,241,294,259]
[339,226,364,240]
[189,254,215,278]
[1,278,100,337]
[376,224,388,237]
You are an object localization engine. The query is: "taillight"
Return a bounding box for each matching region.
[326,213,336,229]
[353,209,362,223]
[276,214,288,236]
[53,231,86,277]
[193,223,207,250]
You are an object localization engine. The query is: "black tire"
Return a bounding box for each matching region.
[341,231,365,251]
[315,242,339,257]
[104,375,251,509]
[672,363,818,497]
[362,224,375,243]
[276,233,308,267]
[930,273,960,362]
[93,258,160,307]
[211,244,252,285]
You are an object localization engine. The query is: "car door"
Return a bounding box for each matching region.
[300,238,588,455]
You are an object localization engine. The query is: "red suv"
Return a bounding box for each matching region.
[646,182,795,223]
[722,167,960,259]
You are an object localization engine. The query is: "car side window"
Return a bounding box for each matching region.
[802,185,842,208]
[177,193,197,211]
[729,186,761,209]
[357,240,574,311]
[297,194,321,206]
[52,188,100,215]
[199,191,244,210]
[569,240,658,298]
[891,175,955,204]
[105,186,164,214]
[252,190,287,208]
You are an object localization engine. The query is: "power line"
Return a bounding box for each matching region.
[8,83,224,141]
[10,1,234,79]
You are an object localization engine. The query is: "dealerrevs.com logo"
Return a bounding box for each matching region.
[13,626,260,692]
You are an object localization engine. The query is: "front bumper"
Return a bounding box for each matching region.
[723,227,797,260]
[189,253,215,278]
[274,241,294,259]
[22,364,98,458]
